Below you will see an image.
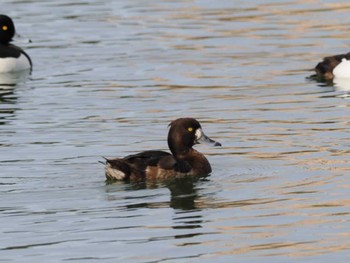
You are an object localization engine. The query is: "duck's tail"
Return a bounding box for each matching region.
[103,158,131,181]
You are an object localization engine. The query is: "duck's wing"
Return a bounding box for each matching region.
[124,150,192,174]
[123,150,170,163]
[105,150,193,181]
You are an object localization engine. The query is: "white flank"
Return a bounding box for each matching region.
[0,54,31,73]
[105,163,126,180]
[333,58,350,79]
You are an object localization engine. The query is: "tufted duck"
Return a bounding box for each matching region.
[104,118,221,181]
[0,15,32,73]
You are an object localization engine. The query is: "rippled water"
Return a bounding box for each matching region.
[1,0,350,262]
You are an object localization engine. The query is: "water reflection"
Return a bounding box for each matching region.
[0,71,30,125]
[105,177,204,211]
[333,78,350,93]
[0,84,16,126]
[104,177,208,250]
[309,75,350,99]
[0,71,29,86]
[166,178,200,211]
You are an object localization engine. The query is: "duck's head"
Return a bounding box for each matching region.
[0,15,15,45]
[167,118,221,156]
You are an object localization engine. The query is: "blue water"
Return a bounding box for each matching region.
[1,0,350,262]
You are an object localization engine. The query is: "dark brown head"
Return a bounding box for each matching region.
[167,118,221,157]
[0,15,15,45]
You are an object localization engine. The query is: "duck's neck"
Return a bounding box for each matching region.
[173,147,193,160]
[176,148,212,175]
[168,138,191,157]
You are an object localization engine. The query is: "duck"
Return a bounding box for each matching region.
[104,118,221,181]
[315,52,350,80]
[0,14,32,73]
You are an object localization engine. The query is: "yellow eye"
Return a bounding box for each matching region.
[2,25,8,31]
[188,127,193,132]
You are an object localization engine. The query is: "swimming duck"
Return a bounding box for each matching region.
[315,52,350,80]
[104,118,221,181]
[0,15,32,73]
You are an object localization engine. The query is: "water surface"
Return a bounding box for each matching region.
[1,0,350,262]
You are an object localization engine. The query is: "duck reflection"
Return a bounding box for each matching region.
[0,71,30,125]
[309,72,350,96]
[0,71,29,86]
[104,177,209,241]
[0,82,16,126]
[333,78,350,93]
[166,177,200,210]
[105,176,206,211]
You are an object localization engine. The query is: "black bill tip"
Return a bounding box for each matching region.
[214,141,222,147]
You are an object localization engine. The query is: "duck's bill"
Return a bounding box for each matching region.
[195,129,221,146]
